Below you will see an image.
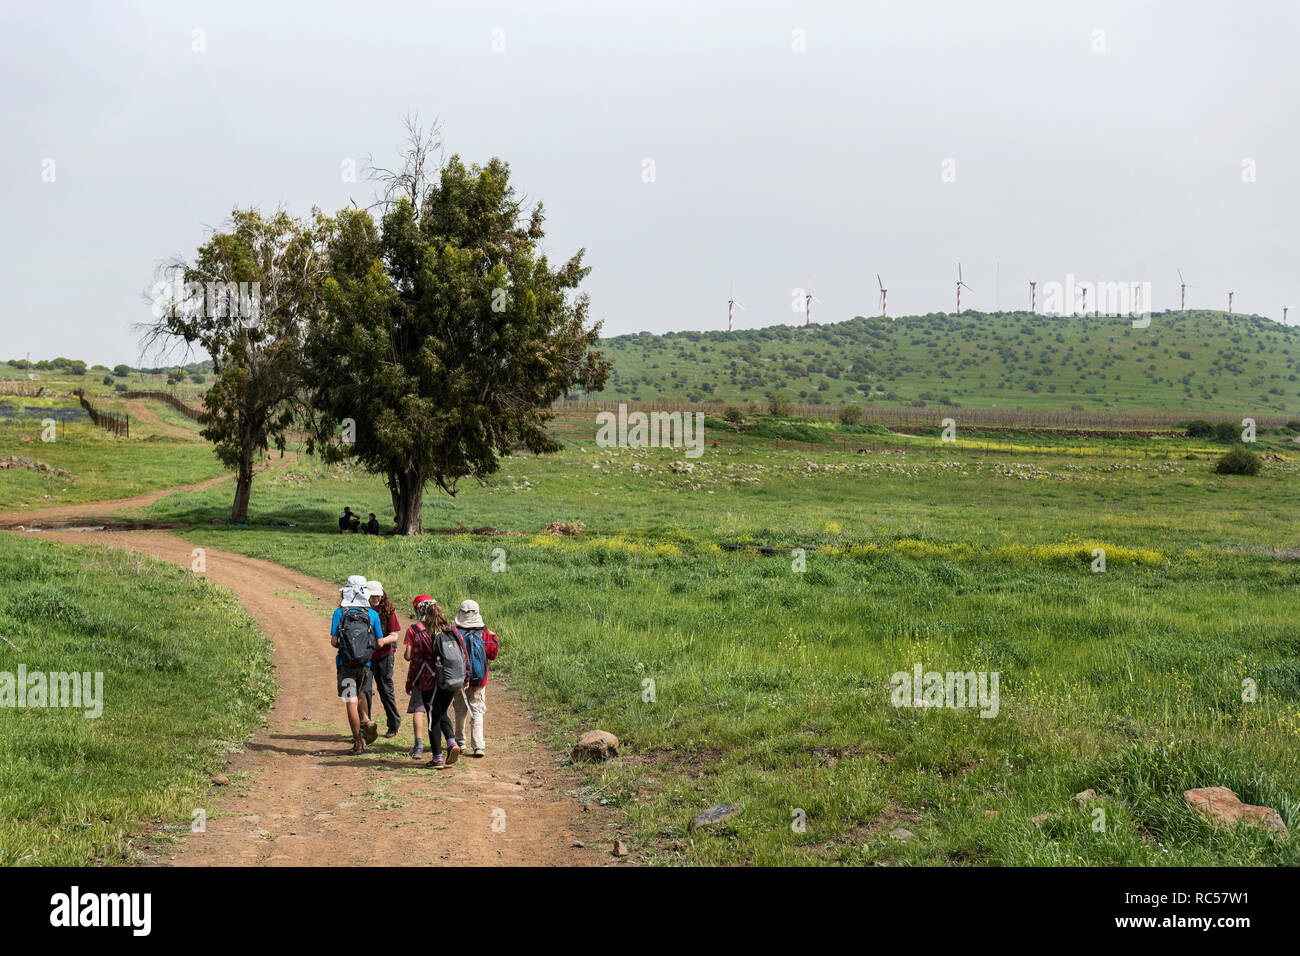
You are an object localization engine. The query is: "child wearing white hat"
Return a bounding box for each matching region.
[451,599,499,758]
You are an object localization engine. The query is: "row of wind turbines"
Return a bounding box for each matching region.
[727,266,1288,328]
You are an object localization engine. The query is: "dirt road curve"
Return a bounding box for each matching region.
[0,474,234,529]
[29,528,611,866]
[124,400,198,440]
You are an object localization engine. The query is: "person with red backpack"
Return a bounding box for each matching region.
[403,596,468,767]
[450,600,498,758]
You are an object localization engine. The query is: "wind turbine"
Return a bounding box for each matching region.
[877,274,887,320]
[727,283,746,332]
[1030,280,1037,313]
[1228,291,1235,314]
[1177,269,1187,310]
[804,286,821,326]
[955,263,973,314]
[1283,305,1289,325]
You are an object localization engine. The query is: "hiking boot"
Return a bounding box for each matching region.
[362,721,379,745]
[427,754,445,768]
[409,742,424,760]
[446,742,462,765]
[471,748,485,758]
[383,728,399,739]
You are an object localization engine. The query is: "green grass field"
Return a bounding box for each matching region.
[3,393,1297,866]
[124,413,1299,866]
[0,534,275,865]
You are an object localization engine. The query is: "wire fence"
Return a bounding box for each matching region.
[72,389,129,437]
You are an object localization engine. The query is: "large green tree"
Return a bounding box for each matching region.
[144,209,331,522]
[305,154,610,534]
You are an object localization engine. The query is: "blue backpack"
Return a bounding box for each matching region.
[460,627,491,686]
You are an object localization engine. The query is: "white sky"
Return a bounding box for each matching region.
[2,0,1296,366]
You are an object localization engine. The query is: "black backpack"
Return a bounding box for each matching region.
[336,608,376,665]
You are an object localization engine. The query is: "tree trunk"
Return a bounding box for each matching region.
[390,469,425,535]
[231,445,254,523]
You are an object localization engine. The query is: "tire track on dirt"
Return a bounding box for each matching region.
[28,529,612,866]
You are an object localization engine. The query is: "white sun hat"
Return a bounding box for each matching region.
[365,580,384,598]
[339,574,370,608]
[454,599,484,629]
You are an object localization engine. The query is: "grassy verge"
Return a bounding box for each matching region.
[0,534,275,865]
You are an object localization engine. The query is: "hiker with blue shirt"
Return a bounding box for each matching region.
[331,574,387,755]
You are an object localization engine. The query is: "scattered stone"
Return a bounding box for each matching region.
[571,840,584,848]
[889,827,914,841]
[1031,813,1058,828]
[572,730,619,762]
[1073,789,1098,805]
[544,520,586,536]
[689,803,741,831]
[612,840,629,857]
[982,810,1000,819]
[212,774,229,786]
[669,460,695,474]
[1183,787,1289,840]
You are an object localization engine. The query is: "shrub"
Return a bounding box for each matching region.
[1213,421,1240,442]
[768,392,792,417]
[837,404,863,426]
[722,405,744,424]
[1181,420,1215,438]
[1215,445,1261,475]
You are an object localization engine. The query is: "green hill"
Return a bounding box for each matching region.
[593,310,1300,417]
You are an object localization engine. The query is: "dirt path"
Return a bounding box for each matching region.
[0,474,234,529]
[29,528,611,866]
[0,453,297,529]
[124,400,198,440]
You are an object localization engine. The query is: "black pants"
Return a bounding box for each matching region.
[428,685,458,753]
[366,654,400,733]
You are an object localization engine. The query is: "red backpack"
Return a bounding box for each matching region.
[405,623,438,693]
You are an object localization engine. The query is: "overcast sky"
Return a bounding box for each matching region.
[2,0,1296,366]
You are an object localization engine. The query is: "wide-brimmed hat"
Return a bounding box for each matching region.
[455,599,484,629]
[339,574,370,608]
[365,580,384,598]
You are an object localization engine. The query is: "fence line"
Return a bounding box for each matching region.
[122,390,205,421]
[73,390,129,437]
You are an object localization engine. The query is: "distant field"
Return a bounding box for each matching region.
[0,396,223,513]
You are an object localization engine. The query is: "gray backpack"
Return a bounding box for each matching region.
[433,628,467,690]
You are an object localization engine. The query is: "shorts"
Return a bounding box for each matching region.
[406,685,433,715]
[337,661,369,699]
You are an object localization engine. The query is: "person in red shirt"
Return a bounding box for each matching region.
[365,581,402,738]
